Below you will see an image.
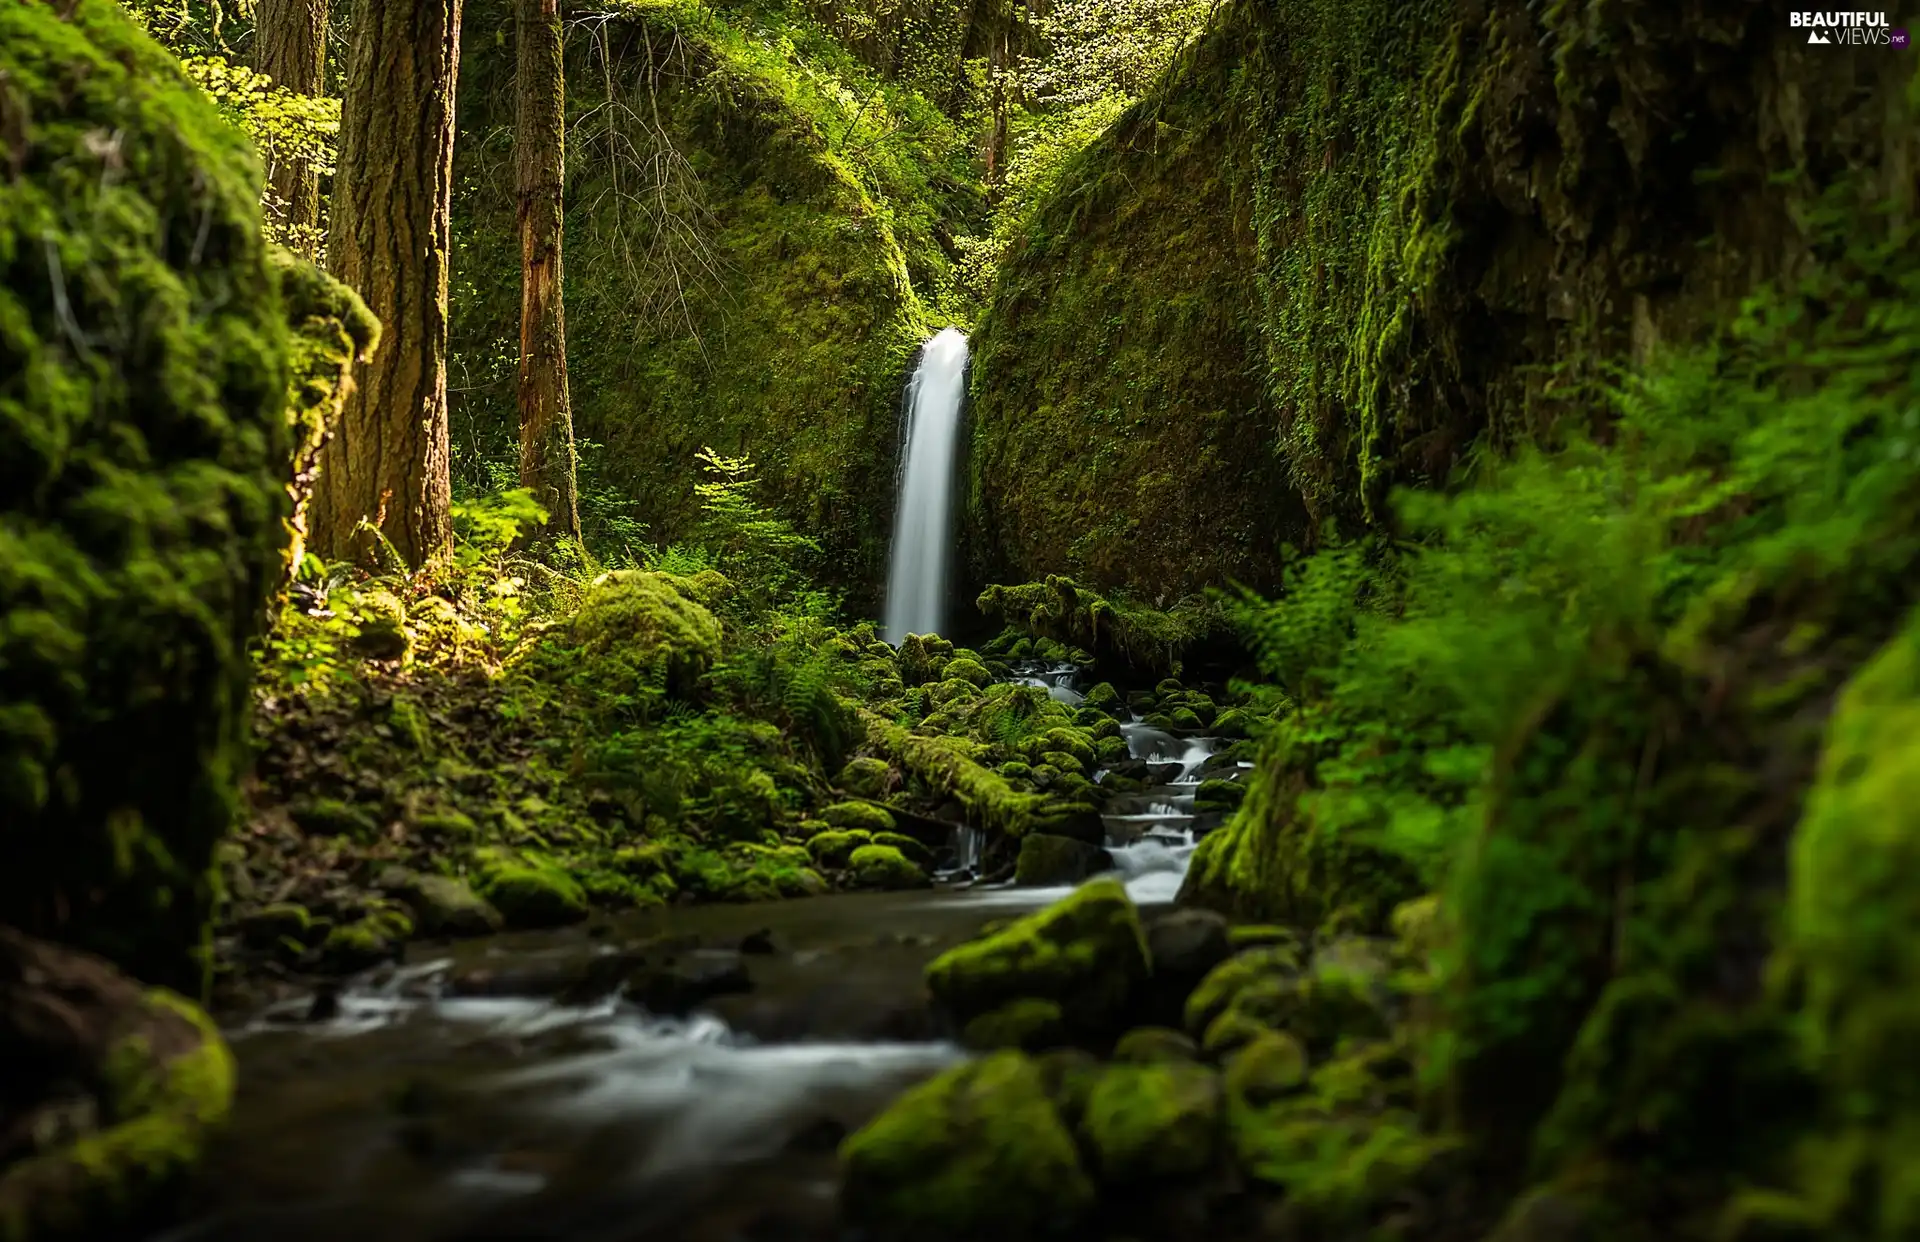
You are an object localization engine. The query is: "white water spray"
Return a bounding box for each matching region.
[884,328,969,643]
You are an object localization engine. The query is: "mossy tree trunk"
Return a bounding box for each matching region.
[515,0,581,542]
[250,0,329,257]
[311,0,463,569]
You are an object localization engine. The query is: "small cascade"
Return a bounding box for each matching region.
[883,328,970,643]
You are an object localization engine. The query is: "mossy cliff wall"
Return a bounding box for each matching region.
[970,0,1917,596]
[452,0,980,603]
[0,0,292,994]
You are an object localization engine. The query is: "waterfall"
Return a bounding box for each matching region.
[884,327,969,643]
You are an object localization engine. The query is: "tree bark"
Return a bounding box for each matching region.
[251,0,329,256]
[310,0,463,570]
[516,0,581,542]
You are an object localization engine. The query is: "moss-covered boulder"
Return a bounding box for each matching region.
[872,831,934,869]
[848,844,926,890]
[0,0,296,993]
[0,929,236,1239]
[475,858,589,928]
[236,903,312,951]
[1014,833,1110,887]
[567,570,723,699]
[839,1051,1095,1240]
[820,801,896,833]
[836,757,895,799]
[806,829,873,869]
[961,999,1068,1052]
[925,878,1150,1039]
[1079,1061,1221,1183]
[1192,778,1245,814]
[393,873,503,938]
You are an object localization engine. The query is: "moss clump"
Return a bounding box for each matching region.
[839,1051,1095,1241]
[1184,946,1303,1039]
[925,877,1150,1039]
[977,579,1231,679]
[1079,1062,1221,1183]
[566,571,723,699]
[236,903,311,950]
[475,859,589,928]
[1014,833,1109,887]
[961,999,1068,1052]
[940,657,991,688]
[288,798,381,841]
[872,831,934,869]
[1224,1031,1309,1104]
[806,829,873,869]
[836,757,894,798]
[820,801,896,833]
[847,844,925,890]
[0,0,293,993]
[393,874,502,938]
[1112,1026,1200,1065]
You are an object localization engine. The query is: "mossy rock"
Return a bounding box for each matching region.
[1113,1026,1201,1064]
[998,761,1035,781]
[236,903,312,950]
[927,676,983,707]
[1012,799,1105,846]
[1014,833,1110,887]
[942,657,992,688]
[961,999,1068,1052]
[1167,707,1205,732]
[820,801,896,833]
[837,757,895,799]
[925,877,1151,1039]
[1185,946,1304,1038]
[872,831,934,869]
[1224,1031,1309,1104]
[1227,925,1300,952]
[1201,1007,1273,1058]
[476,862,589,928]
[1079,1061,1221,1183]
[348,589,410,660]
[791,818,833,839]
[0,931,238,1238]
[319,915,407,973]
[410,809,479,839]
[1083,682,1124,716]
[839,1052,1095,1241]
[848,844,926,890]
[567,570,723,698]
[396,874,502,937]
[1037,749,1088,777]
[1193,778,1247,814]
[1209,708,1257,739]
[807,829,873,869]
[288,798,381,841]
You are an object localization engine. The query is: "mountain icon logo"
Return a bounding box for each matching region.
[1808,28,1831,43]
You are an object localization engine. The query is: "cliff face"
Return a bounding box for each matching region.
[450,0,990,607]
[969,0,1917,596]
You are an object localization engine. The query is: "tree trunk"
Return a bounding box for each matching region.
[515,0,581,542]
[310,0,463,570]
[251,0,329,256]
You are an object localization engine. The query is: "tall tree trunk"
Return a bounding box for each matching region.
[516,0,581,542]
[251,0,329,256]
[310,0,463,570]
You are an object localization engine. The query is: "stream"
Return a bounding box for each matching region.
[163,663,1240,1242]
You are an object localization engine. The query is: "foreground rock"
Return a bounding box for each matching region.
[0,928,235,1238]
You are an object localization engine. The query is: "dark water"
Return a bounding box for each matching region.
[162,889,1071,1242]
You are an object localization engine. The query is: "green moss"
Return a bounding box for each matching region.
[941,657,991,688]
[820,801,896,833]
[925,877,1150,1039]
[476,860,589,928]
[565,570,723,699]
[1184,946,1302,1038]
[289,797,381,841]
[976,579,1232,679]
[1224,1030,1308,1103]
[836,756,894,798]
[236,902,311,949]
[0,987,236,1240]
[1014,833,1108,887]
[961,999,1068,1052]
[839,1052,1095,1241]
[0,0,292,994]
[1079,1062,1221,1183]
[871,831,933,869]
[1111,1026,1200,1065]
[806,829,872,868]
[847,844,925,890]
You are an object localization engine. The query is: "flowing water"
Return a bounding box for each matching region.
[165,663,1237,1241]
[882,328,969,643]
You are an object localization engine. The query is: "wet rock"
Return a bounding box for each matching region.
[739,928,777,955]
[304,984,341,1023]
[1112,1026,1200,1064]
[1143,908,1231,1023]
[840,1052,1094,1241]
[319,910,411,973]
[1079,1061,1221,1182]
[786,1116,849,1153]
[926,877,1150,1040]
[623,954,753,1016]
[1018,799,1105,846]
[1014,834,1111,886]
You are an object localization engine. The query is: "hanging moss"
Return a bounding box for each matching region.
[0,0,291,994]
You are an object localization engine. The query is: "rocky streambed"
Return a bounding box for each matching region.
[162,668,1259,1241]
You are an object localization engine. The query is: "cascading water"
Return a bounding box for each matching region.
[883,327,969,643]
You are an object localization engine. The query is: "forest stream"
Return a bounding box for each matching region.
[166,665,1235,1242]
